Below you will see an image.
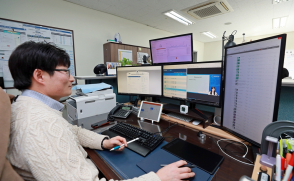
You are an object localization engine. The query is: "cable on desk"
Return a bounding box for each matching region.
[223,141,253,164]
[216,139,254,166]
[209,124,222,129]
[224,140,246,154]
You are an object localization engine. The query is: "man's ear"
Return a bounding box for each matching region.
[32,69,46,85]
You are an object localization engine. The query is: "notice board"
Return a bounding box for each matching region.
[0,18,76,88]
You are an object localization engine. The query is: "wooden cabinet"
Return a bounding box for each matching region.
[103,42,150,64]
[103,43,125,64]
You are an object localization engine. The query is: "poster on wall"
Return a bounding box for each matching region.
[118,49,132,62]
[284,49,294,79]
[0,18,77,88]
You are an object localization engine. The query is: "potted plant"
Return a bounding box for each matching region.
[119,58,133,66]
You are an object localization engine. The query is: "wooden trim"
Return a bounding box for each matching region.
[161,114,244,141]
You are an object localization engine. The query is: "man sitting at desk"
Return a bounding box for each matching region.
[6,41,195,181]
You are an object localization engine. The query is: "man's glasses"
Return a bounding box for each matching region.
[53,69,71,77]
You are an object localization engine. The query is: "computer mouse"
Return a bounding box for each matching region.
[192,120,201,125]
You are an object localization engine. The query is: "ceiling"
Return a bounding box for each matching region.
[64,0,294,43]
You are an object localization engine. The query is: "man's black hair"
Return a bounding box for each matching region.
[9,41,70,91]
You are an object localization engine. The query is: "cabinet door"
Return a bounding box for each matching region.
[112,43,125,62]
[104,43,125,63]
[124,45,138,64]
[103,43,111,64]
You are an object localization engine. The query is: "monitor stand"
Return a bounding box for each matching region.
[189,102,209,125]
[134,96,160,106]
[162,103,213,129]
[131,95,143,107]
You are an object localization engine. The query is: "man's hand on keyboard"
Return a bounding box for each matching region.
[156,160,195,181]
[102,136,127,151]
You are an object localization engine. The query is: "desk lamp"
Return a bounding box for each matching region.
[222,30,237,62]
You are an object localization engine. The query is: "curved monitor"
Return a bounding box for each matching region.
[150,33,193,65]
[162,61,223,107]
[222,34,287,147]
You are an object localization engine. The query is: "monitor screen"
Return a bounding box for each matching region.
[150,33,193,65]
[222,34,286,146]
[117,66,162,96]
[163,61,222,107]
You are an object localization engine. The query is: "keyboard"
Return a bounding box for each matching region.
[166,112,194,122]
[102,122,164,156]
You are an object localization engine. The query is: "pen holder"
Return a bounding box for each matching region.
[260,136,278,168]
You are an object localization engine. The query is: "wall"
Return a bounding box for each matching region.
[203,31,294,61]
[0,0,204,95]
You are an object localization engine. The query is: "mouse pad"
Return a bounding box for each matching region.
[136,149,215,181]
[161,138,224,174]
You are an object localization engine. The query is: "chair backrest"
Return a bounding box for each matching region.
[0,88,23,181]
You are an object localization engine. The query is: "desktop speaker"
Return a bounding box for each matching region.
[282,68,289,79]
[93,64,107,75]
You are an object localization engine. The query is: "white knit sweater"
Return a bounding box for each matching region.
[7,96,160,181]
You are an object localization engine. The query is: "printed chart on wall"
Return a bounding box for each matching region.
[0,18,76,88]
[118,49,132,62]
[284,50,294,79]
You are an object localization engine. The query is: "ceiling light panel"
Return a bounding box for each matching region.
[280,16,288,27]
[273,0,292,4]
[202,32,216,38]
[164,10,194,26]
[272,18,280,29]
[272,17,288,29]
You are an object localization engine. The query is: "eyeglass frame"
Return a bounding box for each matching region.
[52,69,71,77]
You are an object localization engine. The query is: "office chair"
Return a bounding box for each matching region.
[0,87,24,181]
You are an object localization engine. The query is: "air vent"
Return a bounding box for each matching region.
[182,0,233,20]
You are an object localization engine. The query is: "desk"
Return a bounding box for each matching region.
[85,113,254,181]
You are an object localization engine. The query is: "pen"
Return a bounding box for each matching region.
[281,139,284,157]
[282,157,286,178]
[110,138,139,151]
[277,154,281,181]
[160,164,196,168]
[286,153,293,180]
[282,152,294,181]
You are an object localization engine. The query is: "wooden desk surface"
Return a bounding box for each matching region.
[85,114,254,181]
